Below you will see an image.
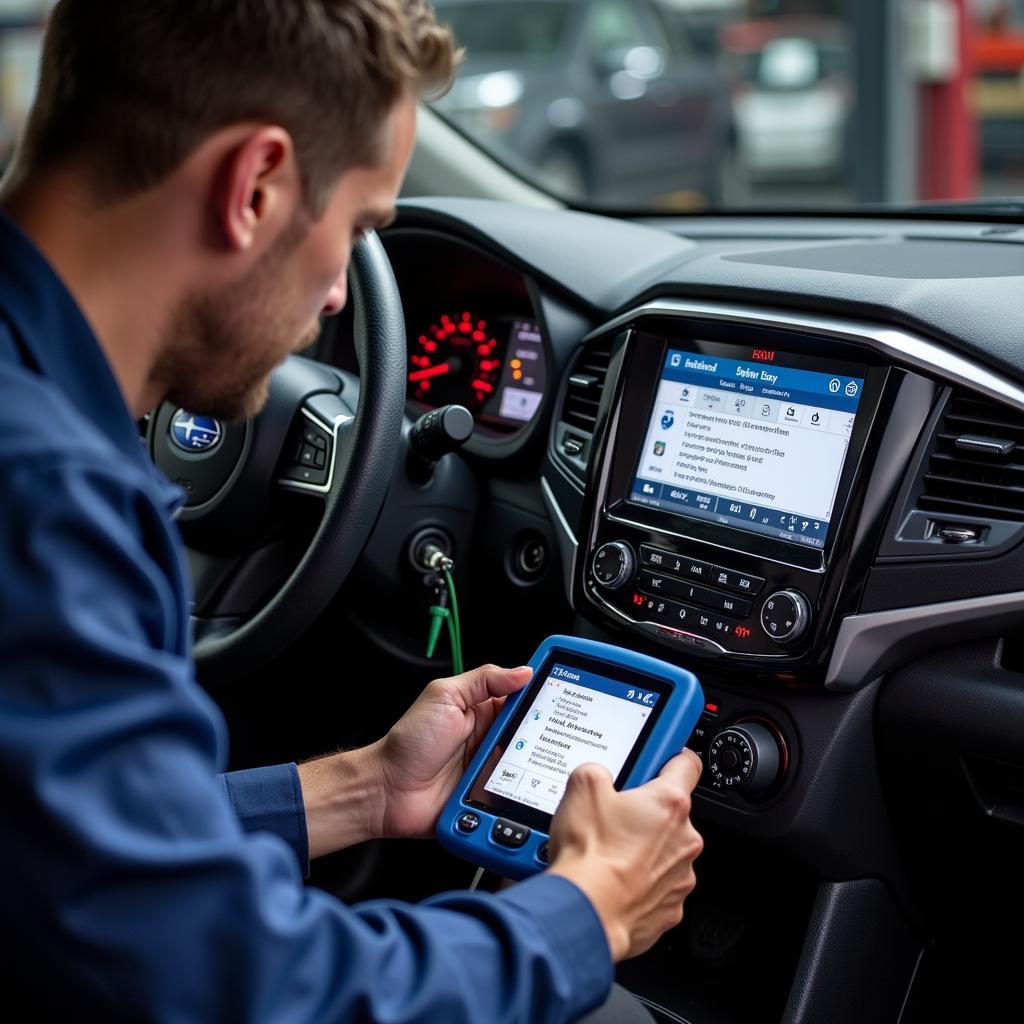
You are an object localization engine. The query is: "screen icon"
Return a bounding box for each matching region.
[515,740,526,751]
[829,379,841,393]
[811,412,821,424]
[642,482,656,495]
[670,353,682,368]
[734,398,747,413]
[845,380,859,397]
[761,403,771,417]
[660,410,675,430]
[653,440,666,457]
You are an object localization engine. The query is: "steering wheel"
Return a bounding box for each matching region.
[145,232,406,683]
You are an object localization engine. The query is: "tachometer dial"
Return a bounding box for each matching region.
[408,311,503,409]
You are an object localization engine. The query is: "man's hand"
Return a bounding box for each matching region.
[547,749,704,962]
[297,664,532,858]
[372,663,533,839]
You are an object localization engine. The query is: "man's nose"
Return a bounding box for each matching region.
[322,273,347,317]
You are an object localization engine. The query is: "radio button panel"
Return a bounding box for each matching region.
[591,530,817,660]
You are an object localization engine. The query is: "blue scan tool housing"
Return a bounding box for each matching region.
[437,634,704,879]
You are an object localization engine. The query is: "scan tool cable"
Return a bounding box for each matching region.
[423,546,464,675]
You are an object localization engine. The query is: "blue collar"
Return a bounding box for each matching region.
[0,210,184,512]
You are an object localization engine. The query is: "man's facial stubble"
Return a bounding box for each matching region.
[151,216,321,423]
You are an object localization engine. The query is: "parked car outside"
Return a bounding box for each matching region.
[724,17,852,182]
[433,0,734,206]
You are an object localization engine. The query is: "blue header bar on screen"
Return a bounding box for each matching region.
[549,663,662,708]
[662,350,864,413]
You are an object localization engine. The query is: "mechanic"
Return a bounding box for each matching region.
[0,3,704,1022]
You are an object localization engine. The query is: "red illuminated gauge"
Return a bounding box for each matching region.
[407,311,503,409]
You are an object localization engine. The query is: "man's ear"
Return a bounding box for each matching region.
[216,126,299,254]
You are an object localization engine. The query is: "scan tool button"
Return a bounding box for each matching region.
[536,841,551,865]
[492,818,531,849]
[456,812,481,834]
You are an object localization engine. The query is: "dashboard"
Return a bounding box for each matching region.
[320,198,1024,1022]
[380,229,549,437]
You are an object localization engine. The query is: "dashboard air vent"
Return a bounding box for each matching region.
[919,392,1024,522]
[554,337,615,484]
[562,338,614,434]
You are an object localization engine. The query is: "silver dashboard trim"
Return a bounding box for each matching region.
[541,475,579,604]
[583,298,1024,415]
[826,591,1024,691]
[545,444,586,496]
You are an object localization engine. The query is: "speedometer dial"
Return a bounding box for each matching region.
[407,311,504,409]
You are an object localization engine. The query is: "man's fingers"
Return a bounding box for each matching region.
[656,748,703,795]
[438,663,533,708]
[566,761,615,794]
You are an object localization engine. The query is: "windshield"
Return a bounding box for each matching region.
[442,1,572,56]
[431,0,1024,212]
[0,1,1021,214]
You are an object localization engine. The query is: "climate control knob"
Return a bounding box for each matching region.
[591,542,636,590]
[706,722,782,793]
[760,589,811,643]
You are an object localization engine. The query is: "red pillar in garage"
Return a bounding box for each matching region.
[918,0,978,200]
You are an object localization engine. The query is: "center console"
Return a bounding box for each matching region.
[576,315,898,680]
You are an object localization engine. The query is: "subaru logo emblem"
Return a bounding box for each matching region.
[170,410,223,454]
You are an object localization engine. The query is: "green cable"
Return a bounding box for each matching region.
[426,605,449,659]
[446,612,462,676]
[443,568,464,675]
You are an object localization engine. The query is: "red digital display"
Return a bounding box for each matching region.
[751,350,776,362]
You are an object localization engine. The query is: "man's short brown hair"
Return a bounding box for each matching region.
[19,0,457,213]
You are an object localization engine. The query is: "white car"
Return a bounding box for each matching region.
[732,34,851,180]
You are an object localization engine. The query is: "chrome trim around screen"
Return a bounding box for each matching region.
[583,299,1024,415]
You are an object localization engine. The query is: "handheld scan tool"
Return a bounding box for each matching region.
[437,635,704,879]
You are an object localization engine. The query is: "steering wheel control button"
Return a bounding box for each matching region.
[456,812,481,834]
[492,818,530,849]
[592,541,635,590]
[711,566,765,596]
[707,723,782,793]
[281,417,333,489]
[302,426,328,451]
[760,590,811,643]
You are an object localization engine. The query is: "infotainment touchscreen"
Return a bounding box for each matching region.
[629,342,868,550]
